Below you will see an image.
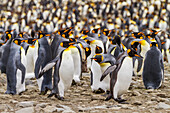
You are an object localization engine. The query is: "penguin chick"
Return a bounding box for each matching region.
[142,42,164,89]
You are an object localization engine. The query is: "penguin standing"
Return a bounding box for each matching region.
[34,32,53,94]
[101,49,143,103]
[38,42,75,100]
[69,42,82,83]
[5,39,27,94]
[142,42,164,89]
[91,45,116,93]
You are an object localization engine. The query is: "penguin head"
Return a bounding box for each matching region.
[131,41,140,51]
[92,28,100,34]
[127,49,143,58]
[81,29,90,35]
[60,41,71,48]
[0,43,4,47]
[91,54,103,63]
[111,35,121,46]
[26,38,37,44]
[5,30,14,42]
[102,29,111,36]
[38,31,50,39]
[95,45,103,54]
[62,28,73,38]
[85,47,91,60]
[18,32,26,38]
[13,39,23,45]
[69,38,76,43]
[150,42,158,48]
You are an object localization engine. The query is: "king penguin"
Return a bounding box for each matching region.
[34,31,53,94]
[100,48,143,103]
[5,39,27,94]
[91,45,116,93]
[142,42,164,89]
[38,41,75,100]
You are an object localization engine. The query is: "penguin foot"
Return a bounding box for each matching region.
[105,94,112,101]
[93,88,105,94]
[48,93,55,98]
[40,88,48,95]
[56,95,64,101]
[5,90,11,94]
[101,93,108,97]
[101,91,110,97]
[115,98,127,104]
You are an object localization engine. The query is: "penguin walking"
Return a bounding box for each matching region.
[142,42,164,89]
[5,39,27,94]
[100,49,143,103]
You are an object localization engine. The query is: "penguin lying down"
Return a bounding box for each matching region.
[100,48,143,103]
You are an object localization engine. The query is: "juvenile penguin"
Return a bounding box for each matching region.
[142,42,164,89]
[100,49,143,103]
[5,39,27,94]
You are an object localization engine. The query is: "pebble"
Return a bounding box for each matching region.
[17,101,35,108]
[15,107,34,113]
[132,101,142,105]
[157,93,167,98]
[131,91,141,96]
[43,106,58,112]
[156,102,170,109]
[10,100,18,104]
[36,103,49,108]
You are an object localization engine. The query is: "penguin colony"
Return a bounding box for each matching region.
[0,0,169,103]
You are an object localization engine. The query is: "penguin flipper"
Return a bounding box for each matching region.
[137,57,143,72]
[38,56,60,78]
[16,56,26,84]
[160,56,164,81]
[100,65,116,81]
[35,49,45,79]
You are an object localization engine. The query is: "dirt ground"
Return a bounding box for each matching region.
[0,63,170,113]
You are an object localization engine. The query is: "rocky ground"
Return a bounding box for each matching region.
[0,63,170,113]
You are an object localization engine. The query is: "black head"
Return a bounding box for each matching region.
[95,45,103,54]
[127,49,143,58]
[13,39,23,45]
[60,41,70,48]
[81,29,90,35]
[91,54,103,63]
[38,31,50,39]
[26,38,37,44]
[85,47,91,59]
[131,41,139,51]
[150,42,158,47]
[92,28,100,34]
[18,32,26,38]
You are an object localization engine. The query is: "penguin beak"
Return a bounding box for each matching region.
[135,54,143,58]
[91,58,97,60]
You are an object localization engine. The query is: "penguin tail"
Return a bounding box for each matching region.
[100,65,116,81]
